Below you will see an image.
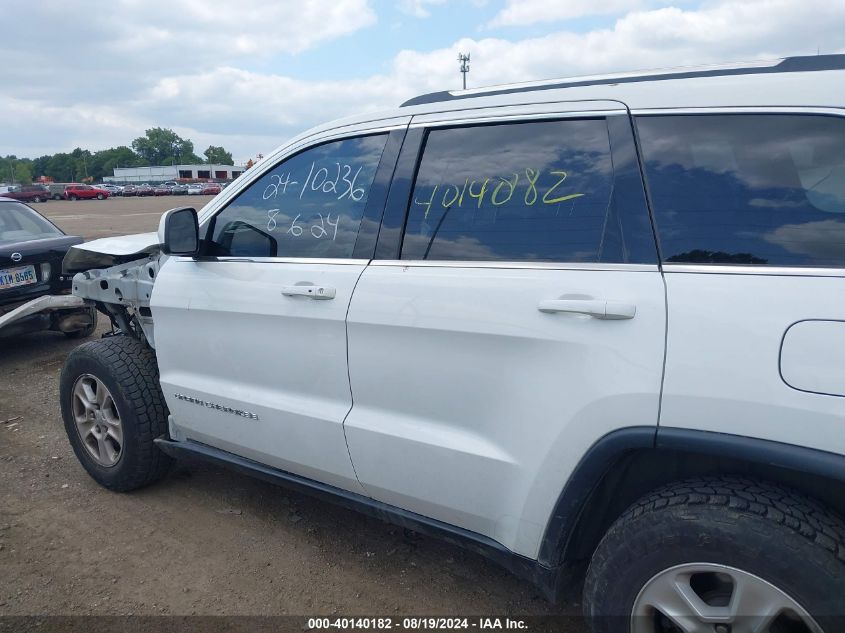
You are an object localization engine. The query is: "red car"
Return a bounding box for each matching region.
[0,185,51,203]
[201,183,221,195]
[64,184,109,201]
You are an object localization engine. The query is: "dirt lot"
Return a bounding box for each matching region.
[34,195,217,241]
[0,196,581,626]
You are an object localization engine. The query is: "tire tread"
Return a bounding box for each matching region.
[62,336,171,491]
[618,477,845,564]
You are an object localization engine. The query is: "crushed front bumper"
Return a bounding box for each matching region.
[0,294,92,337]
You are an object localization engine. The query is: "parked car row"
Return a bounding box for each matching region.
[98,182,224,197]
[0,184,111,202]
[0,182,226,202]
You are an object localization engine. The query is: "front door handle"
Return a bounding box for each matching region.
[538,299,636,320]
[281,285,336,300]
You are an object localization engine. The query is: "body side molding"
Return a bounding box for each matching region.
[154,438,564,599]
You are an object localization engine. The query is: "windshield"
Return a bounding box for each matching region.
[0,202,64,246]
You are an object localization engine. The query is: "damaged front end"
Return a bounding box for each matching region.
[0,294,91,338]
[62,232,164,348]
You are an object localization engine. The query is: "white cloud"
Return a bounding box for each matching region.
[487,0,648,27]
[765,219,845,260]
[0,0,376,102]
[400,0,845,88]
[1,0,844,162]
[399,0,448,18]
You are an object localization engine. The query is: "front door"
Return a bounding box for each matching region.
[151,131,398,493]
[345,106,668,558]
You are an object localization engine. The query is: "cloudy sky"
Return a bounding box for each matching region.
[3,0,844,164]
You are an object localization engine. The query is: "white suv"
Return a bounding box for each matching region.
[59,55,845,632]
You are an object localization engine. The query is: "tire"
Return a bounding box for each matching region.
[69,194,78,201]
[33,195,42,203]
[59,336,172,491]
[53,194,61,200]
[96,193,105,200]
[64,308,98,339]
[584,477,845,632]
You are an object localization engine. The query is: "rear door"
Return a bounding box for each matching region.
[636,111,845,456]
[344,103,667,558]
[151,126,405,492]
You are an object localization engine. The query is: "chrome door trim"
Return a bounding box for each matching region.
[663,263,845,278]
[410,107,627,129]
[175,257,371,266]
[370,260,659,272]
[631,106,845,116]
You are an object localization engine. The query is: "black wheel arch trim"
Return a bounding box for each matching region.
[655,427,845,483]
[537,426,845,567]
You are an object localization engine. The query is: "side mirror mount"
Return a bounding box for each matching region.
[158,207,199,256]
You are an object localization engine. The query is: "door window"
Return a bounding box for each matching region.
[637,114,845,267]
[207,134,389,258]
[401,119,623,262]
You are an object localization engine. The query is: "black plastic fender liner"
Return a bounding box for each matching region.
[536,426,657,567]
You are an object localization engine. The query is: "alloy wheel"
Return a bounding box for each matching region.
[71,374,124,467]
[632,563,822,633]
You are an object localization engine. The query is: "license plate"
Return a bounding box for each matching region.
[0,264,37,290]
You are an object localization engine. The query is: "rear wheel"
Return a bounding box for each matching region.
[60,336,172,491]
[69,194,78,201]
[584,477,845,632]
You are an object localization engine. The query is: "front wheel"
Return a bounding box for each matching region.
[59,336,172,491]
[33,195,43,203]
[96,193,105,200]
[584,477,845,633]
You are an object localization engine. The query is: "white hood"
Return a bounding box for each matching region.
[73,232,159,256]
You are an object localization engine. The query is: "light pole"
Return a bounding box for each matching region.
[458,52,470,90]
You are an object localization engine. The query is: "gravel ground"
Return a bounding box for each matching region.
[1,196,584,628]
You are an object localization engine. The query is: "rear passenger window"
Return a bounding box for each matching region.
[638,114,845,267]
[207,134,388,258]
[401,119,623,262]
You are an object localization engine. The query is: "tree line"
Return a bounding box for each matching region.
[1,128,235,184]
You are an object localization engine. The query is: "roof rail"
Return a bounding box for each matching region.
[401,54,845,107]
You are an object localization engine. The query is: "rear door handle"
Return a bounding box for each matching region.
[281,285,336,300]
[538,299,636,320]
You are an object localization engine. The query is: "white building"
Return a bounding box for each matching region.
[104,164,245,184]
